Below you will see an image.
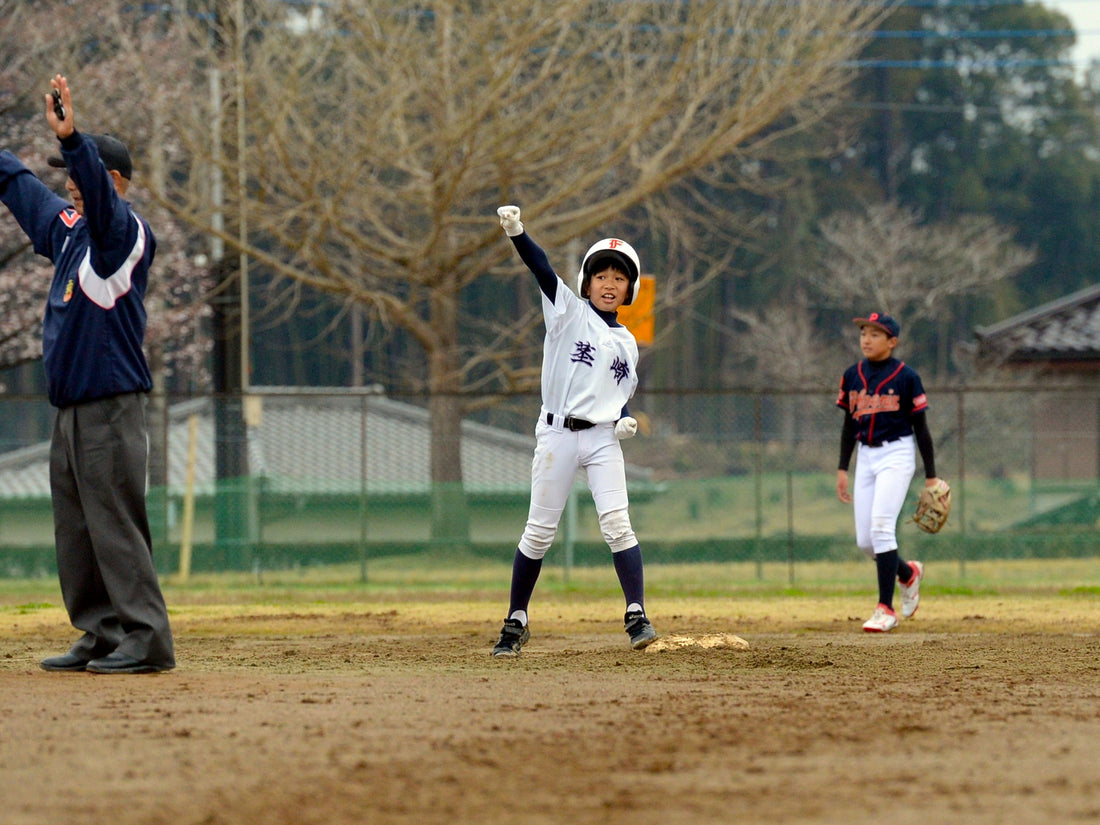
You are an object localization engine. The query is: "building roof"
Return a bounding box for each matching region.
[0,389,652,499]
[974,283,1100,363]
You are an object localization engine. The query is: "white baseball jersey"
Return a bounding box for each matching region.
[540,283,638,424]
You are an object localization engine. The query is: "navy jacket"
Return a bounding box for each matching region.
[0,132,154,408]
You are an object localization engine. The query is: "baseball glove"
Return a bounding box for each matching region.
[913,479,951,533]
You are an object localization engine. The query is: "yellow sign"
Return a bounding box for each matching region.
[617,275,655,345]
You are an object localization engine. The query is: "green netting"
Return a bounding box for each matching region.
[1,388,1099,579]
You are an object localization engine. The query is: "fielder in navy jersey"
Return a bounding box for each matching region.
[490,205,658,657]
[836,312,942,632]
[0,75,174,673]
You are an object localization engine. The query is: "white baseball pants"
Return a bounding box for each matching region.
[852,436,916,558]
[518,416,637,559]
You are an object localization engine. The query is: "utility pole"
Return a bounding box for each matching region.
[235,0,250,395]
[207,0,252,568]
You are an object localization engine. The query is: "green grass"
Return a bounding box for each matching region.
[3,557,1099,611]
[583,472,1099,541]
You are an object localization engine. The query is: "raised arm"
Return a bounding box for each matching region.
[498,205,559,301]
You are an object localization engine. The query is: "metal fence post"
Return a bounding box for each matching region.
[956,390,966,580]
[359,392,369,583]
[754,394,764,580]
[787,470,795,586]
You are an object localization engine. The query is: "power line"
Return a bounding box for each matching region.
[885,0,1088,7]
[868,28,1078,40]
[849,58,1076,68]
[843,99,1097,118]
[126,1,1098,71]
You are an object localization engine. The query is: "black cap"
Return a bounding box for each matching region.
[48,133,133,180]
[853,312,900,338]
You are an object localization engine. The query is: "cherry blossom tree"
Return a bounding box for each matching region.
[0,0,213,392]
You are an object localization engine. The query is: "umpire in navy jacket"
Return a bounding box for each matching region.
[0,75,174,674]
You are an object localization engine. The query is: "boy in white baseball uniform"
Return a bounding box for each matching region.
[492,205,657,657]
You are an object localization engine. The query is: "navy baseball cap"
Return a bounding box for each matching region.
[48,133,133,180]
[853,312,900,338]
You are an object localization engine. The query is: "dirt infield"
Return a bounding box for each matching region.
[2,591,1100,825]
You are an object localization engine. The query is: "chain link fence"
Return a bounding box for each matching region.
[1,386,1098,578]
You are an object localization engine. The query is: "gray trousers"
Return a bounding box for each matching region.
[50,393,175,667]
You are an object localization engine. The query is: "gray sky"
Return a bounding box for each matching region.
[1045,0,1100,69]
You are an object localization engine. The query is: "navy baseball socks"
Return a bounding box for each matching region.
[875,550,900,608]
[615,546,657,649]
[492,549,541,658]
[493,546,657,654]
[507,549,542,623]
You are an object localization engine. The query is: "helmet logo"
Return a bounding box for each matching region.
[607,239,624,249]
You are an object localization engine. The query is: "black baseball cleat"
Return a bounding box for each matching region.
[492,618,530,658]
[624,610,658,650]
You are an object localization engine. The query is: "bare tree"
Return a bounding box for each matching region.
[800,200,1037,377]
[808,201,1036,320]
[151,0,885,537]
[724,199,1036,397]
[714,197,1044,396]
[728,292,848,390]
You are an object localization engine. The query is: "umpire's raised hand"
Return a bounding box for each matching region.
[46,74,74,139]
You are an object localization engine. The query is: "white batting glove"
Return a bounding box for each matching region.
[614,417,638,440]
[497,205,524,237]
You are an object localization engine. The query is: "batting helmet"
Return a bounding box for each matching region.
[577,238,641,306]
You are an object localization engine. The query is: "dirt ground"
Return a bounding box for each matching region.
[2,595,1100,825]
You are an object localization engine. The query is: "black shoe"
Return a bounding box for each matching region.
[86,652,174,674]
[492,618,530,658]
[40,652,94,672]
[624,610,657,650]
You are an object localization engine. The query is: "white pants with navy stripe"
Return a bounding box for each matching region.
[852,436,916,558]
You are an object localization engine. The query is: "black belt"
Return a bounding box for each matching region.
[546,413,595,431]
[864,436,903,448]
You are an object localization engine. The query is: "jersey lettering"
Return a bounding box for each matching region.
[847,388,901,418]
[610,356,631,385]
[570,340,596,367]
